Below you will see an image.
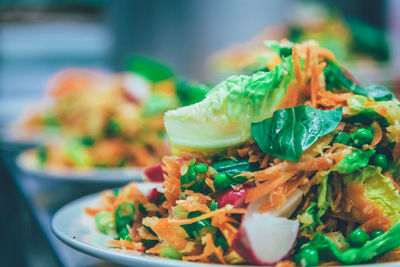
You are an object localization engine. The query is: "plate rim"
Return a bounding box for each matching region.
[16,150,144,184]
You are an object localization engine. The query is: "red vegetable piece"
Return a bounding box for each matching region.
[144,163,164,182]
[217,187,249,208]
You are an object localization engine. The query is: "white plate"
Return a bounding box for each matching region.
[52,183,400,267]
[17,150,144,184]
[0,126,42,151]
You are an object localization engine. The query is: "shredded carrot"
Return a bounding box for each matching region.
[84,207,102,216]
[365,121,382,149]
[275,260,296,267]
[360,216,392,233]
[183,233,226,264]
[393,139,400,162]
[162,157,183,210]
[177,191,211,213]
[142,217,189,250]
[259,175,304,212]
[249,154,261,163]
[108,239,145,251]
[211,213,239,245]
[315,47,336,61]
[310,51,318,107]
[165,207,247,225]
[292,45,302,85]
[260,154,270,169]
[237,146,251,157]
[246,170,297,203]
[376,105,388,117]
[145,243,166,255]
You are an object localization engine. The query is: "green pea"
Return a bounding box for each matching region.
[333,132,352,145]
[115,202,136,232]
[95,211,115,234]
[295,247,319,266]
[370,230,384,239]
[348,228,370,248]
[373,154,389,170]
[194,163,208,174]
[351,128,373,146]
[214,173,233,191]
[209,202,219,211]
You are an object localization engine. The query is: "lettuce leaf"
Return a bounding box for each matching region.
[344,166,400,223]
[164,56,294,151]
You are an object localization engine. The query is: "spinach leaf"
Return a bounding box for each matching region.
[251,105,342,162]
[358,84,394,101]
[324,61,394,101]
[212,158,259,175]
[336,149,375,173]
[126,55,174,82]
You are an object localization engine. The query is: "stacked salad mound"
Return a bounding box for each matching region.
[21,57,209,168]
[87,40,400,266]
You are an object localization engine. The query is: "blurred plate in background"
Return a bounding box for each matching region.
[16,150,144,185]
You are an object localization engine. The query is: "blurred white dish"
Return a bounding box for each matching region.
[16,149,144,184]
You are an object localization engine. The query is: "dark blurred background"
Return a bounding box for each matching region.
[0,1,399,266]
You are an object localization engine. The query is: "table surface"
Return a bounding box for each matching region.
[1,148,126,267]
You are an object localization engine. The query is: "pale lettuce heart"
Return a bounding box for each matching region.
[164,56,294,151]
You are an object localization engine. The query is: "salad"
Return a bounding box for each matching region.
[209,4,389,77]
[21,57,209,168]
[87,40,400,266]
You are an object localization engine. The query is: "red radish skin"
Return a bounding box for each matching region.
[232,214,299,265]
[144,163,164,182]
[218,187,250,208]
[146,188,162,203]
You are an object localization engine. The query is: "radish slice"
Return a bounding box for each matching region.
[144,163,164,182]
[122,73,151,103]
[245,189,303,220]
[217,187,249,208]
[232,213,299,265]
[146,188,162,203]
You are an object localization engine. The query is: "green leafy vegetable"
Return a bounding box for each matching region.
[303,221,400,264]
[211,159,259,175]
[164,56,294,151]
[251,105,342,162]
[336,149,375,173]
[141,94,179,117]
[64,139,91,166]
[176,80,210,107]
[343,166,400,223]
[126,55,174,82]
[324,61,395,101]
[37,145,47,165]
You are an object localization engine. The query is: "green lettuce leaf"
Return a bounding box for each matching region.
[344,166,400,223]
[251,106,342,162]
[164,56,294,151]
